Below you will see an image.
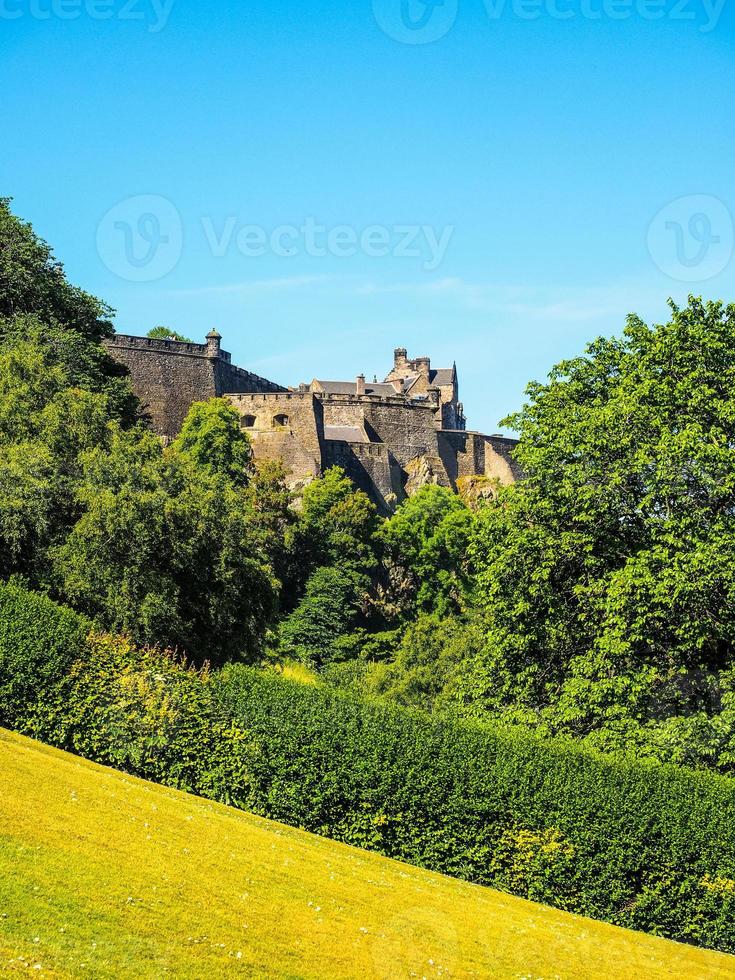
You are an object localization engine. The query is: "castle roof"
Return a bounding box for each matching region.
[324,425,369,443]
[431,367,455,386]
[315,379,399,397]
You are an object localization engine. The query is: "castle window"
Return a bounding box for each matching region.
[273,413,289,428]
[241,414,256,428]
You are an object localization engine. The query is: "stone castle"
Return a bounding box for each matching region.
[105,330,519,510]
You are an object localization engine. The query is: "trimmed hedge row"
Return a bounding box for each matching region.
[0,582,254,802]
[0,579,90,733]
[2,581,735,952]
[214,666,735,952]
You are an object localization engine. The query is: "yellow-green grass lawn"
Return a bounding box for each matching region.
[1,729,732,979]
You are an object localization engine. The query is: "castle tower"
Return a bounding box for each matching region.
[206,329,222,358]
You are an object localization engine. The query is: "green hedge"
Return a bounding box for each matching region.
[0,582,253,802]
[0,579,90,734]
[2,580,735,952]
[215,666,735,952]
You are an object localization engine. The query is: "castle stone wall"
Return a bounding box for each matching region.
[104,335,285,440]
[105,332,519,508]
[319,393,451,486]
[439,430,520,485]
[226,391,324,485]
[324,440,397,512]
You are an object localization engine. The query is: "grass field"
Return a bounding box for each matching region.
[1,730,733,979]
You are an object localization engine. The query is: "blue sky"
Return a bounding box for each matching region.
[2,0,733,433]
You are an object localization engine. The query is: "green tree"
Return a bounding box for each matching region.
[288,466,379,590]
[456,297,735,758]
[171,398,252,486]
[279,566,363,668]
[0,332,131,579]
[52,425,277,664]
[245,459,297,591]
[146,326,193,342]
[364,613,483,712]
[378,485,473,619]
[0,199,114,343]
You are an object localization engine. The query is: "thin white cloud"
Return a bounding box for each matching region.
[168,271,673,326]
[169,274,336,297]
[350,276,667,322]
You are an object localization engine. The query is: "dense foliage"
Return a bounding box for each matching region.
[4,200,735,771]
[2,579,733,953]
[4,200,735,951]
[440,299,735,772]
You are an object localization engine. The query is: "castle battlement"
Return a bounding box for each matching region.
[105,330,517,511]
[108,333,231,361]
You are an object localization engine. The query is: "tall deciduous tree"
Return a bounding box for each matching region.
[172,398,252,486]
[459,298,735,752]
[52,423,277,664]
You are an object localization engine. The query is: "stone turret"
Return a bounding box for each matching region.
[206,329,222,358]
[393,347,408,371]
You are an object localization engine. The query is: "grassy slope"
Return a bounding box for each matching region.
[0,730,732,980]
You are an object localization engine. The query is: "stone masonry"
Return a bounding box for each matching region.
[104,331,519,510]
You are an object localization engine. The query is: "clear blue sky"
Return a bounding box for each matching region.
[2,0,733,433]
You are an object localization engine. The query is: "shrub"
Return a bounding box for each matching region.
[60,633,256,803]
[4,581,735,952]
[0,579,90,733]
[0,581,255,804]
[214,666,735,952]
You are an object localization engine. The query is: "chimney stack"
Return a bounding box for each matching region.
[393,347,408,371]
[205,329,222,358]
[415,356,431,379]
[356,373,366,395]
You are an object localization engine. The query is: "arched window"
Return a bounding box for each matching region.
[273,413,289,428]
[241,414,256,428]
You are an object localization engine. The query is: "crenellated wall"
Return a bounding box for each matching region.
[106,332,519,509]
[318,393,452,487]
[104,334,285,440]
[323,440,397,511]
[225,391,325,485]
[438,430,521,485]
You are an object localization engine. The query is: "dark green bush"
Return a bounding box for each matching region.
[3,581,735,952]
[214,666,735,952]
[0,582,254,803]
[0,579,90,732]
